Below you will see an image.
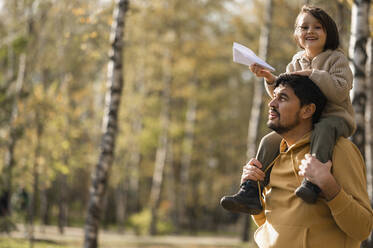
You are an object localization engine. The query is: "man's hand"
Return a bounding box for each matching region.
[298,154,341,201]
[241,158,265,184]
[249,63,276,84]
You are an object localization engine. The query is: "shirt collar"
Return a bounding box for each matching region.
[279,132,311,153]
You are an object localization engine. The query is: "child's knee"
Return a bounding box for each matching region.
[260,132,281,147]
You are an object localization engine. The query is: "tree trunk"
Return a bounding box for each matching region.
[6,43,15,83]
[128,118,142,212]
[362,37,373,248]
[40,187,50,229]
[349,0,370,158]
[149,51,173,236]
[348,1,371,247]
[58,174,68,234]
[242,0,273,242]
[83,1,129,247]
[28,120,43,248]
[115,182,127,232]
[177,78,197,229]
[0,53,26,218]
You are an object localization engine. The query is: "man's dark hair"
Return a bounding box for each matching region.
[294,5,339,50]
[274,74,327,124]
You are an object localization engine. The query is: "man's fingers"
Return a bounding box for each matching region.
[242,165,265,181]
[244,166,265,179]
[247,158,263,168]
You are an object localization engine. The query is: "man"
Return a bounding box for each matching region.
[242,74,373,248]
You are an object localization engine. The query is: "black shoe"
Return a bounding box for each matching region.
[220,180,262,215]
[295,179,321,204]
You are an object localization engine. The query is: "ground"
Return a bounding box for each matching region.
[0,224,258,248]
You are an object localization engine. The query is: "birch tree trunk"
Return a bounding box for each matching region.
[348,1,371,246]
[242,0,273,242]
[349,0,370,158]
[149,51,173,236]
[362,36,373,248]
[83,1,129,247]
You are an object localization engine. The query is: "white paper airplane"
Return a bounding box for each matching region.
[233,42,275,71]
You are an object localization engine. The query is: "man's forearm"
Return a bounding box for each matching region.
[318,173,341,201]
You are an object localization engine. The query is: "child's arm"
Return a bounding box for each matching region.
[249,64,278,99]
[301,52,352,104]
[309,55,352,104]
[249,63,277,84]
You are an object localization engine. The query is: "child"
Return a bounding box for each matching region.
[220,5,355,214]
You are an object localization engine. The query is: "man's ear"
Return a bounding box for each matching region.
[301,103,316,120]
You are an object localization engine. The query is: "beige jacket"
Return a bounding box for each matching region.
[252,134,373,248]
[265,49,356,136]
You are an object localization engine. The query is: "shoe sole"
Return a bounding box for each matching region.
[220,197,262,215]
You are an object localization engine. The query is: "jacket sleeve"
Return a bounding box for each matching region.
[327,138,373,241]
[309,53,353,104]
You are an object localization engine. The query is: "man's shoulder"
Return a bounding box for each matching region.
[334,137,364,161]
[335,137,358,150]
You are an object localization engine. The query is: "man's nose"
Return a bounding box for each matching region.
[269,98,277,107]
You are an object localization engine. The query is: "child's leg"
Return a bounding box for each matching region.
[296,116,350,203]
[220,132,281,215]
[310,116,350,163]
[255,131,282,186]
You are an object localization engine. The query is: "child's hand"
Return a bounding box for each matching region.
[249,63,276,84]
[241,158,265,184]
[290,69,312,77]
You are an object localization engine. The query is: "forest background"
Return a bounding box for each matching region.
[0,0,372,247]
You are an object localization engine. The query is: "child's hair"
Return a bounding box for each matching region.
[294,5,339,51]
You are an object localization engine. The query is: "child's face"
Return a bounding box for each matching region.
[295,12,327,57]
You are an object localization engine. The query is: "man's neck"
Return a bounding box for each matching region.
[281,122,313,147]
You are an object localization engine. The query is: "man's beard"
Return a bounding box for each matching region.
[267,109,300,134]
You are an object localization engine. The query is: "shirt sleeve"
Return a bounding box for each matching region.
[327,138,373,241]
[309,53,353,104]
